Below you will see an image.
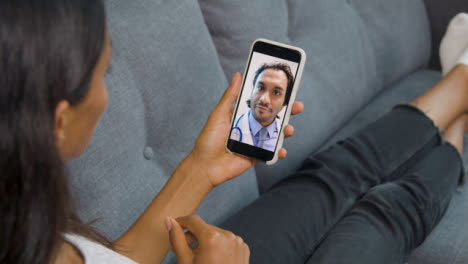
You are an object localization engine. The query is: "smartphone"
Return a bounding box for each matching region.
[226,39,306,165]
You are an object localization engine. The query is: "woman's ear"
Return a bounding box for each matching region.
[54,100,70,149]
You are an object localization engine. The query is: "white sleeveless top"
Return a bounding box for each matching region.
[65,234,138,264]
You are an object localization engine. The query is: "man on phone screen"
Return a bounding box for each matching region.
[231,62,294,151]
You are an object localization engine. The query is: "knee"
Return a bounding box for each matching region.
[356,182,449,245]
[360,182,431,215]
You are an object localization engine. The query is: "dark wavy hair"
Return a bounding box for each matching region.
[247,62,294,109]
[0,1,111,264]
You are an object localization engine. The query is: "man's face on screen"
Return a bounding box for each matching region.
[250,69,287,126]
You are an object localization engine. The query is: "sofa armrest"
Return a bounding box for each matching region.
[423,0,468,71]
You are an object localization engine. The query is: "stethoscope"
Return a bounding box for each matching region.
[231,113,245,142]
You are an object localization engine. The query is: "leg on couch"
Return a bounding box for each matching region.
[410,64,468,131]
[220,59,468,264]
[305,142,462,264]
[443,113,468,154]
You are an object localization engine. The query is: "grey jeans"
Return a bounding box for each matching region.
[220,105,464,264]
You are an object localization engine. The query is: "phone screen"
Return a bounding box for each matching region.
[227,41,302,162]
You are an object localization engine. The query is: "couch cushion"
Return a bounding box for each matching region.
[67,1,259,262]
[318,70,468,264]
[318,70,441,151]
[198,0,431,191]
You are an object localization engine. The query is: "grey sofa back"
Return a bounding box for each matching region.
[199,0,432,191]
[68,0,259,244]
[68,1,432,263]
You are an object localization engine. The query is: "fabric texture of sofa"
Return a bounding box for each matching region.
[68,0,468,263]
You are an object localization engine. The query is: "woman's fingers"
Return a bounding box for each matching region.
[284,125,294,138]
[166,218,193,262]
[244,243,251,263]
[172,214,250,263]
[184,231,197,246]
[217,73,242,114]
[291,101,304,115]
[175,215,209,237]
[278,124,295,159]
[278,148,287,159]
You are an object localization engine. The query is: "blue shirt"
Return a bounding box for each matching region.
[248,110,278,152]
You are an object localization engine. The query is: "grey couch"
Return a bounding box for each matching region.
[69,0,468,263]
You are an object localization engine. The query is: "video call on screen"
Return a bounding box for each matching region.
[230,52,298,153]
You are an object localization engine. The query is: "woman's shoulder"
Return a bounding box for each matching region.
[61,234,138,264]
[54,240,84,264]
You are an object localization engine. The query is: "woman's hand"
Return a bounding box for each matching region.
[166,215,250,264]
[190,73,304,187]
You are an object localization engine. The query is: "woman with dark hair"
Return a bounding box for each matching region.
[0,1,255,263]
[0,1,114,263]
[1,0,468,264]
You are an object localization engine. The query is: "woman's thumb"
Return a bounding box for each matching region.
[218,72,241,113]
[166,217,193,262]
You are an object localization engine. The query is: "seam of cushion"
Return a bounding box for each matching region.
[344,0,383,89]
[286,0,294,42]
